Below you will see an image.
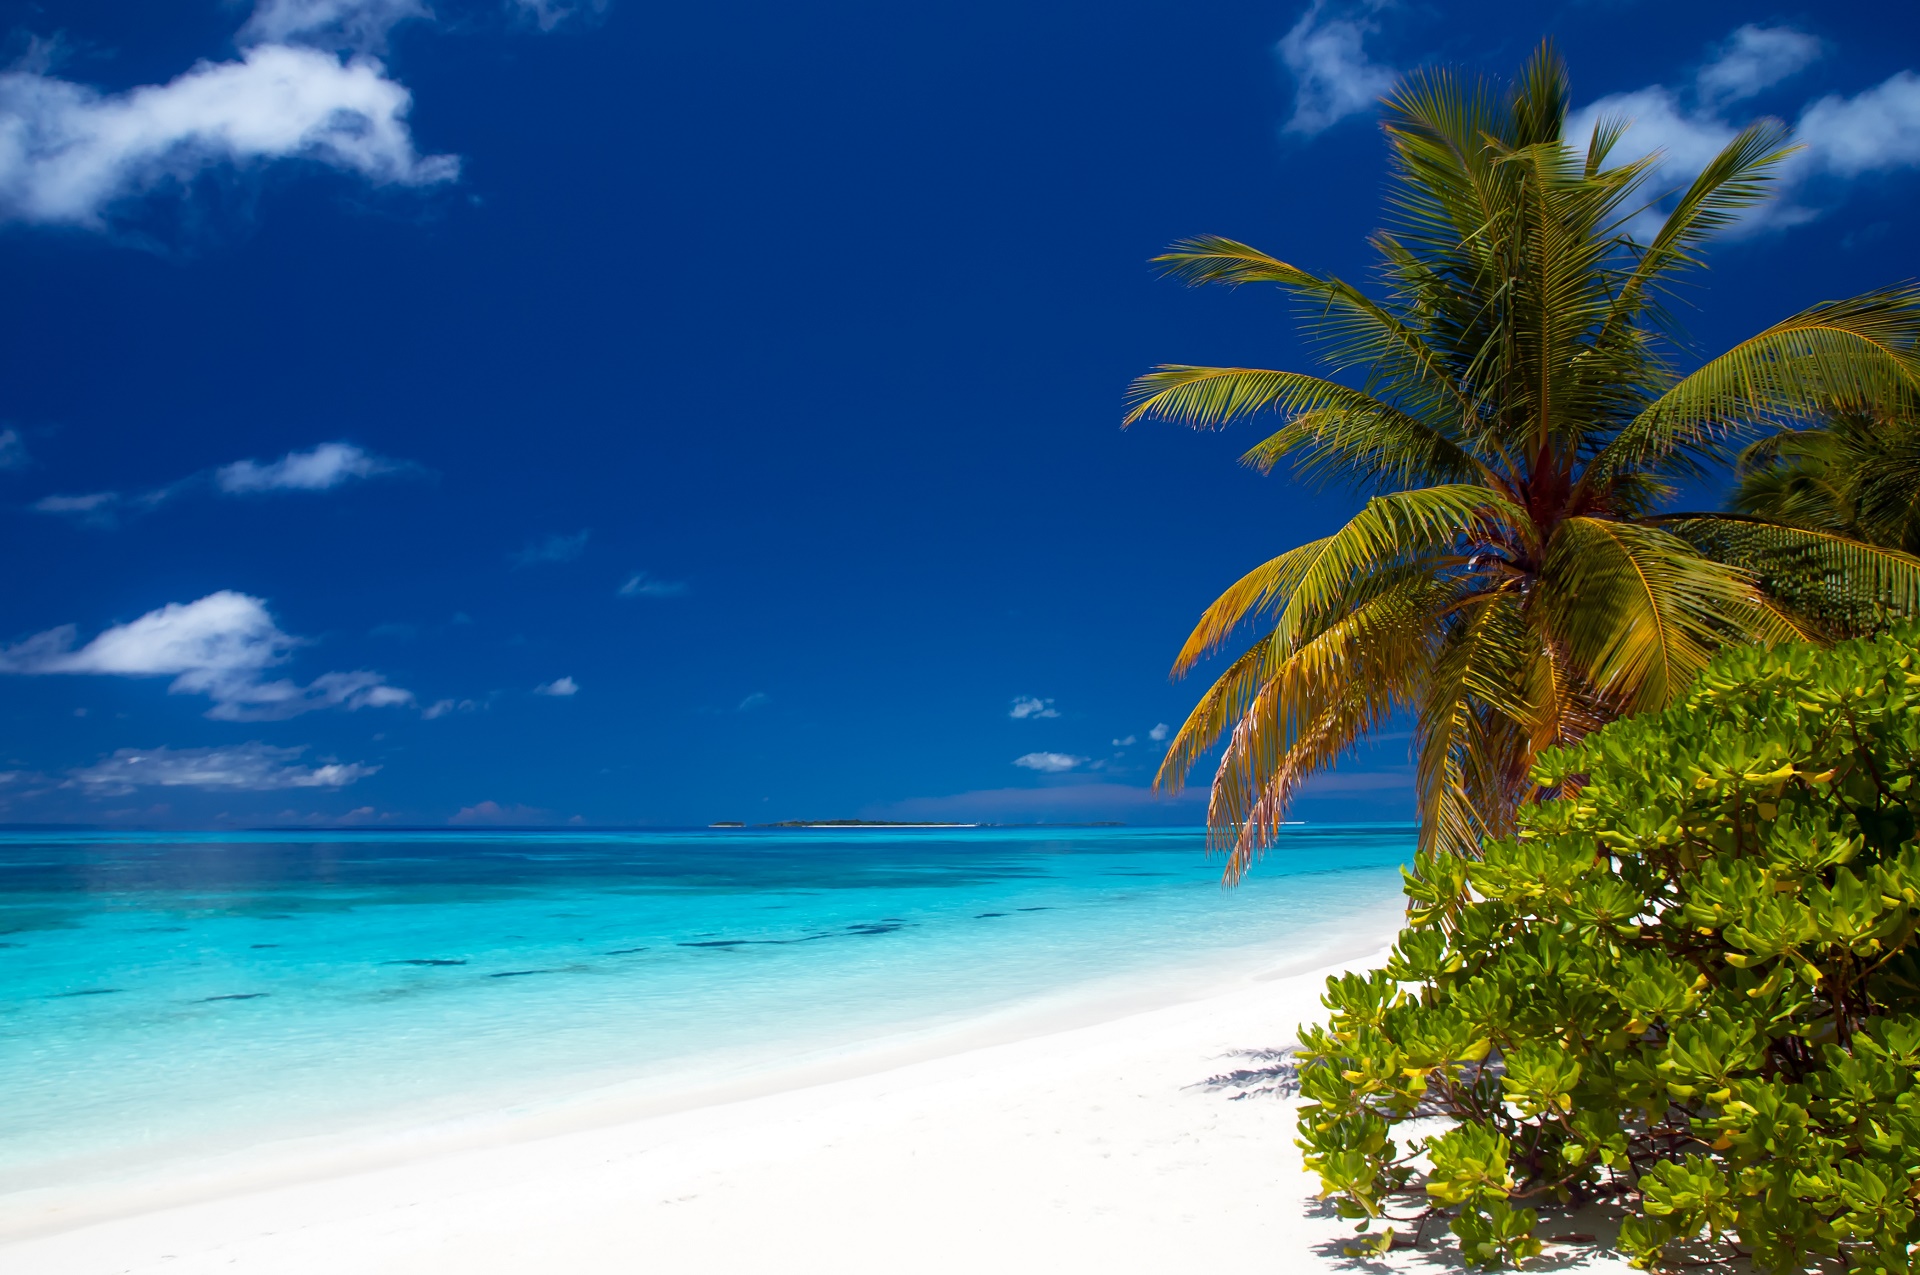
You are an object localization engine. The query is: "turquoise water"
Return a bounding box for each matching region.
[0,825,1411,1192]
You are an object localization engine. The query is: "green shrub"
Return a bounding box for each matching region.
[1296,630,1920,1271]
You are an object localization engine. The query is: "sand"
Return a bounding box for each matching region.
[0,934,1636,1274]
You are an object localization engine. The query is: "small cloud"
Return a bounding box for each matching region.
[450,799,552,826]
[1148,723,1170,742]
[1842,221,1891,251]
[1277,0,1395,136]
[31,442,414,528]
[216,442,400,494]
[241,0,430,53]
[618,571,690,599]
[66,742,377,795]
[1014,752,1086,773]
[1697,24,1823,106]
[1112,735,1136,747]
[0,428,27,470]
[511,530,589,567]
[0,45,458,231]
[510,0,609,33]
[737,691,771,712]
[1009,695,1059,720]
[0,590,412,721]
[533,676,578,697]
[421,697,477,719]
[33,491,120,527]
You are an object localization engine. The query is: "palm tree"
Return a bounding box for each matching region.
[1731,405,1920,554]
[1129,45,1920,878]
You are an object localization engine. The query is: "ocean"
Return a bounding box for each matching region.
[0,824,1411,1195]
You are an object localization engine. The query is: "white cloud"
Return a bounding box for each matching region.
[207,669,413,720]
[0,428,26,470]
[1112,734,1136,747]
[34,442,411,526]
[618,571,690,599]
[511,0,609,33]
[0,44,458,228]
[422,697,477,719]
[1798,72,1920,178]
[533,676,578,697]
[737,691,770,712]
[0,591,412,720]
[1,591,298,677]
[1009,695,1059,720]
[1697,25,1823,106]
[1565,27,1920,237]
[67,742,376,794]
[217,441,398,493]
[512,529,589,566]
[32,491,120,525]
[1014,752,1086,773]
[1148,722,1170,742]
[1277,0,1395,136]
[240,0,430,53]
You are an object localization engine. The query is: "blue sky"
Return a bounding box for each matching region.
[0,0,1916,827]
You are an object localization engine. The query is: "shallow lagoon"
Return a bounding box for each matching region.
[0,825,1411,1191]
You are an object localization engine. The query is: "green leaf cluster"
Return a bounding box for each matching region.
[1296,629,1920,1270]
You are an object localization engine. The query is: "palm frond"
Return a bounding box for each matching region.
[1656,514,1920,635]
[1238,404,1492,489]
[1194,581,1441,880]
[1168,485,1515,675]
[1417,589,1535,857]
[1591,286,1920,482]
[1537,517,1788,712]
[1733,410,1920,553]
[1124,366,1398,430]
[1149,236,1324,290]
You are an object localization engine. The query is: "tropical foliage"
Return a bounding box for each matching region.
[1129,45,1920,873]
[1296,630,1920,1271]
[1732,405,1920,556]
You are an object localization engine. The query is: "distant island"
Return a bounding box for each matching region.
[702,820,1129,829]
[761,820,979,829]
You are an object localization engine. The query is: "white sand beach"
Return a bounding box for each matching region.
[0,931,1634,1275]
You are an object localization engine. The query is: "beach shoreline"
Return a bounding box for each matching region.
[0,906,1490,1274]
